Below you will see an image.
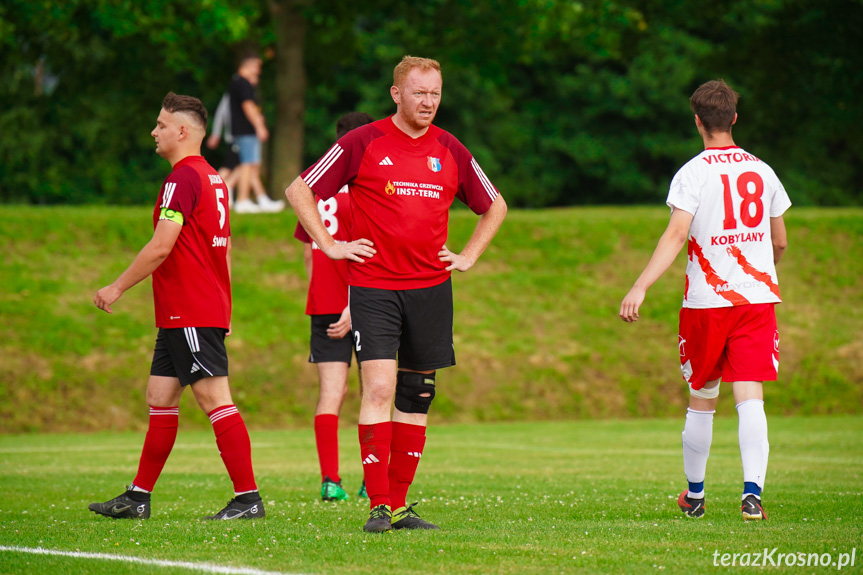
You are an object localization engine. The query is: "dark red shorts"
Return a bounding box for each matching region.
[678,303,779,390]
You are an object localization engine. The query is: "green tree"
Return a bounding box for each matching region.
[0,0,258,204]
[2,0,859,206]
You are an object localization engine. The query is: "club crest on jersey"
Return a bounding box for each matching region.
[427,156,442,172]
[385,181,396,195]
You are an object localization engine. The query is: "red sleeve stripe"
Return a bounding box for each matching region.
[305,143,343,187]
[471,157,498,202]
[161,182,177,208]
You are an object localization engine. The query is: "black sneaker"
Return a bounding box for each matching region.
[363,504,392,533]
[741,494,766,521]
[391,502,439,530]
[89,488,150,519]
[204,495,265,520]
[677,490,705,518]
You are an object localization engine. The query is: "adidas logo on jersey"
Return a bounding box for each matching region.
[362,454,380,465]
[190,363,201,374]
[379,156,393,166]
[408,451,422,458]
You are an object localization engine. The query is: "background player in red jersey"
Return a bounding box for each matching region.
[286,56,507,532]
[620,80,790,521]
[294,112,374,502]
[90,92,264,521]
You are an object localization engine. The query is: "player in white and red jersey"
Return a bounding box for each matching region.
[294,112,374,503]
[620,80,790,521]
[286,56,508,532]
[90,93,264,521]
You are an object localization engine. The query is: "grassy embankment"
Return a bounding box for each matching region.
[1,206,861,433]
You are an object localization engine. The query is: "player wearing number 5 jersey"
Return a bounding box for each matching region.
[90,93,264,522]
[620,80,790,521]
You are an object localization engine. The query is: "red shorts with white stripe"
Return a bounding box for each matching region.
[678,303,779,390]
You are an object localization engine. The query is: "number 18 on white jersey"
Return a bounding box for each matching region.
[667,146,791,309]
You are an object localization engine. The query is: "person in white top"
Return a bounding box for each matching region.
[620,79,790,521]
[206,94,239,208]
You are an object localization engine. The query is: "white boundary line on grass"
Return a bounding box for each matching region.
[0,546,306,575]
[0,443,281,454]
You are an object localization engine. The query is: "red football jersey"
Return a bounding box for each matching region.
[294,186,351,315]
[151,155,231,328]
[301,117,500,290]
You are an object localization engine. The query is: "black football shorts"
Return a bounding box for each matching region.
[349,277,455,371]
[150,327,229,387]
[309,314,355,365]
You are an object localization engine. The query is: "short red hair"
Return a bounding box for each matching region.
[393,56,441,88]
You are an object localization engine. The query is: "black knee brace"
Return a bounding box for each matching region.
[395,371,436,414]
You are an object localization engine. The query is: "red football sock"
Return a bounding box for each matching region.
[359,422,392,509]
[132,406,179,492]
[388,422,426,510]
[314,414,340,482]
[209,405,257,494]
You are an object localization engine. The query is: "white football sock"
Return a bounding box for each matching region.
[682,408,714,496]
[737,399,769,490]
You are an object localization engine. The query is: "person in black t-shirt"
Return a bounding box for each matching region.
[228,54,283,213]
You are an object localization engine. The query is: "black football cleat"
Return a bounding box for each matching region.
[363,504,392,533]
[677,490,705,518]
[89,489,150,519]
[741,494,767,521]
[204,494,265,520]
[391,502,439,530]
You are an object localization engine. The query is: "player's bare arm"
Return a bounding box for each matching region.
[285,176,376,263]
[327,306,352,340]
[241,99,269,142]
[439,196,508,272]
[302,242,313,284]
[94,220,182,314]
[770,215,787,264]
[619,208,693,323]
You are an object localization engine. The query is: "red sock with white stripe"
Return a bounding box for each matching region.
[388,422,426,510]
[359,421,392,509]
[314,414,340,482]
[209,405,257,494]
[132,406,179,492]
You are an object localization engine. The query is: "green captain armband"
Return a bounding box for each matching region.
[159,207,184,225]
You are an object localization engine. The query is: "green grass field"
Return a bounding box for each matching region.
[1,206,861,433]
[1,417,861,574]
[1,205,861,571]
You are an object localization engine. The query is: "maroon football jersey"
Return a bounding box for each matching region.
[151,155,231,328]
[301,117,500,290]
